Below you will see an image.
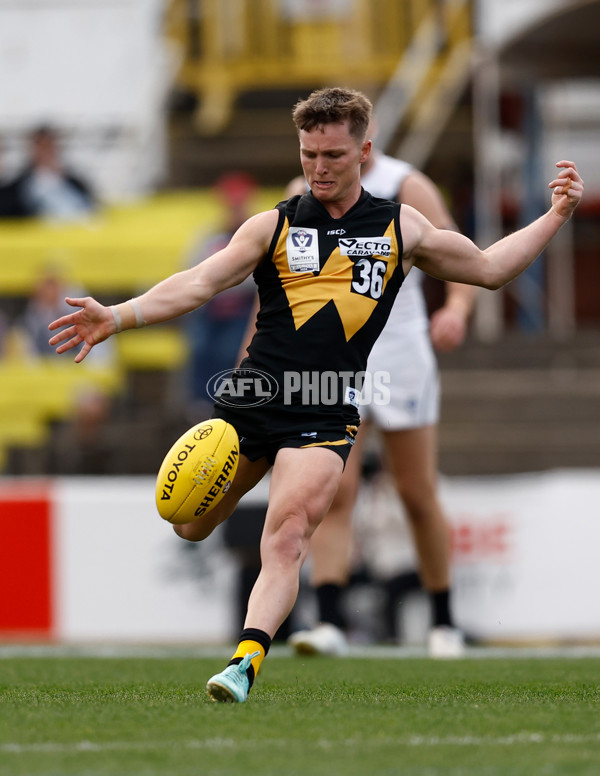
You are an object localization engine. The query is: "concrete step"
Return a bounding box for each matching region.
[437,330,600,371]
[440,368,599,421]
[168,107,302,187]
[437,356,600,475]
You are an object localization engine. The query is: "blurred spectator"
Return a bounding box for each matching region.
[13,267,115,473]
[183,171,259,419]
[0,139,23,217]
[17,269,75,358]
[16,268,110,364]
[0,125,97,221]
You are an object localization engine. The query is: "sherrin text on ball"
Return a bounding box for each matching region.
[155,419,239,524]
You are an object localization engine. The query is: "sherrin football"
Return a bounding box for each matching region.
[155,418,239,524]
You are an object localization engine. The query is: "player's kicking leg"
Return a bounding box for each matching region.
[207,445,344,702]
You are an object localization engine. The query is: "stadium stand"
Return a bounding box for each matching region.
[2,0,599,479]
[166,0,472,135]
[0,358,122,472]
[0,187,283,474]
[166,0,473,184]
[438,332,600,475]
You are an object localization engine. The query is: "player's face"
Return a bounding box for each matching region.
[299,121,371,213]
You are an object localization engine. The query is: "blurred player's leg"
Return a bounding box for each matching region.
[381,425,464,658]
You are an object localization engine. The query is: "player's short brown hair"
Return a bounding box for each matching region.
[292,87,372,142]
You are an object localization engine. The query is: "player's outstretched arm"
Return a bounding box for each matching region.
[406,161,583,289]
[49,208,279,362]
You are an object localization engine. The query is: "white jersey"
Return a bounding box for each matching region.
[360,153,440,429]
[292,155,439,429]
[360,154,429,334]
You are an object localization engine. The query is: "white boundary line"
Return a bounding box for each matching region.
[3,732,600,755]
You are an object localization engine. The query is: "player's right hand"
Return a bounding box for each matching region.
[48,296,114,363]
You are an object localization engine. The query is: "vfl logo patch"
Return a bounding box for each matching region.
[339,236,391,258]
[287,227,320,273]
[344,385,360,409]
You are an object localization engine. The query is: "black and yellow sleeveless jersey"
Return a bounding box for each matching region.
[231,189,404,427]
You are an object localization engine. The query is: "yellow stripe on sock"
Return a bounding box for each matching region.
[231,640,266,675]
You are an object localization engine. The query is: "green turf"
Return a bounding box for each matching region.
[1,654,599,775]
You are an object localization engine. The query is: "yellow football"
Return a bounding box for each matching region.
[155,418,239,524]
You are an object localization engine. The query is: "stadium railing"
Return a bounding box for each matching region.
[166,0,473,136]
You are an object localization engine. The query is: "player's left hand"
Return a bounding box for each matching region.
[429,305,468,352]
[549,161,583,220]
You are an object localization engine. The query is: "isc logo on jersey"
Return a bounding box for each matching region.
[339,237,391,258]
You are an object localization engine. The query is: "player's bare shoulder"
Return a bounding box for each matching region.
[398,202,432,261]
[216,208,280,276]
[231,208,280,253]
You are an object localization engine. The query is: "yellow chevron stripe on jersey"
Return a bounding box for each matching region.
[273,218,400,340]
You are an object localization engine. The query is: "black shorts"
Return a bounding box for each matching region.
[212,404,359,467]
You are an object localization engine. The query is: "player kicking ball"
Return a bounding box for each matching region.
[49,87,583,702]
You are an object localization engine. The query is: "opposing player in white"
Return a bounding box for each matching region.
[288,143,476,658]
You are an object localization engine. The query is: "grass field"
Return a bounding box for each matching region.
[1,646,600,776]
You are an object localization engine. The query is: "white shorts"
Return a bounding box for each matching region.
[359,327,440,430]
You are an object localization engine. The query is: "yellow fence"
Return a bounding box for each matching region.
[0,188,283,295]
[0,358,124,471]
[0,187,285,469]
